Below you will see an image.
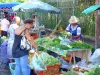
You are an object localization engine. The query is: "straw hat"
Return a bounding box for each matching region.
[69,16,79,24]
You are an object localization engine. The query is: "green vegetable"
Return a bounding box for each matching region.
[50,38,61,46]
[38,46,45,51]
[38,52,60,66]
[69,42,93,49]
[59,44,70,50]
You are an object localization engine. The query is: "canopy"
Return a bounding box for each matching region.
[12,0,60,13]
[0,2,21,8]
[82,4,100,14]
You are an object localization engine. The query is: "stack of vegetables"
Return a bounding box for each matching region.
[68,41,93,50]
[30,52,60,70]
[38,52,60,66]
[35,37,92,52]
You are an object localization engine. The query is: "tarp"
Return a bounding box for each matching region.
[0,2,21,8]
[12,0,60,13]
[82,4,100,14]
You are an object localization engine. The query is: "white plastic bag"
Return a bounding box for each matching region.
[31,53,46,71]
[90,48,100,63]
[31,53,45,71]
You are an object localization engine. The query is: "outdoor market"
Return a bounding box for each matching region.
[0,0,100,75]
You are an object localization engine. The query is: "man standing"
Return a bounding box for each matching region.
[1,12,10,37]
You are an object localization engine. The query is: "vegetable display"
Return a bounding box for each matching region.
[29,52,60,69]
[50,38,61,46]
[38,52,60,66]
[35,37,93,51]
[69,41,93,49]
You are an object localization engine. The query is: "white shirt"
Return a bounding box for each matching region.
[66,24,81,35]
[1,18,10,31]
[8,24,19,40]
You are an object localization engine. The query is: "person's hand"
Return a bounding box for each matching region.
[36,48,42,54]
[35,48,38,53]
[68,34,72,38]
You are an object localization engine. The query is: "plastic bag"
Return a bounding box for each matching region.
[31,53,46,71]
[0,40,9,69]
[60,38,71,46]
[90,48,100,63]
[57,56,69,69]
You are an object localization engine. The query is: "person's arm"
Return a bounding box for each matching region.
[66,24,70,32]
[72,35,80,38]
[15,25,26,35]
[7,20,10,28]
[25,29,38,52]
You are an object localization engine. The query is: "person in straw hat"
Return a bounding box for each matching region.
[66,16,83,41]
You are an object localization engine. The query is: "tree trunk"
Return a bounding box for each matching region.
[95,0,100,48]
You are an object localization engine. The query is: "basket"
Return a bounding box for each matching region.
[9,62,16,75]
[36,64,61,75]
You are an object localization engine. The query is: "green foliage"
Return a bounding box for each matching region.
[75,0,95,36]
[85,67,100,75]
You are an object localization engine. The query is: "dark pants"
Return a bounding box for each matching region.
[1,31,7,37]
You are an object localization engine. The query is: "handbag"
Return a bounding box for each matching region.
[20,29,32,50]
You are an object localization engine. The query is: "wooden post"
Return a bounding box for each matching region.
[95,0,100,48]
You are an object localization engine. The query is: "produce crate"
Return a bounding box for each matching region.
[36,64,61,75]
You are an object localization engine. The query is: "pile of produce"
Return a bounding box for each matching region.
[69,41,93,49]
[29,52,60,70]
[35,36,93,51]
[50,38,61,46]
[38,46,45,51]
[84,66,100,75]
[35,37,53,46]
[38,52,60,66]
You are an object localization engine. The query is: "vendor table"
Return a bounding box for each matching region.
[38,45,91,70]
[67,49,91,64]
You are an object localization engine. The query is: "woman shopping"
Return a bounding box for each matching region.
[12,19,38,75]
[7,16,20,62]
[66,16,83,41]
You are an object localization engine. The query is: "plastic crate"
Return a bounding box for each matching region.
[9,62,16,75]
[36,64,61,75]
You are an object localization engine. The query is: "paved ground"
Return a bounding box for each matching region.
[0,66,10,75]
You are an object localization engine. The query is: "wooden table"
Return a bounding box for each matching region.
[68,49,91,69]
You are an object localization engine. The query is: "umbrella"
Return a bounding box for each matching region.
[82,4,100,14]
[12,0,60,13]
[0,2,21,8]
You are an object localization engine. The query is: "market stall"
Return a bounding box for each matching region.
[28,26,93,75]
